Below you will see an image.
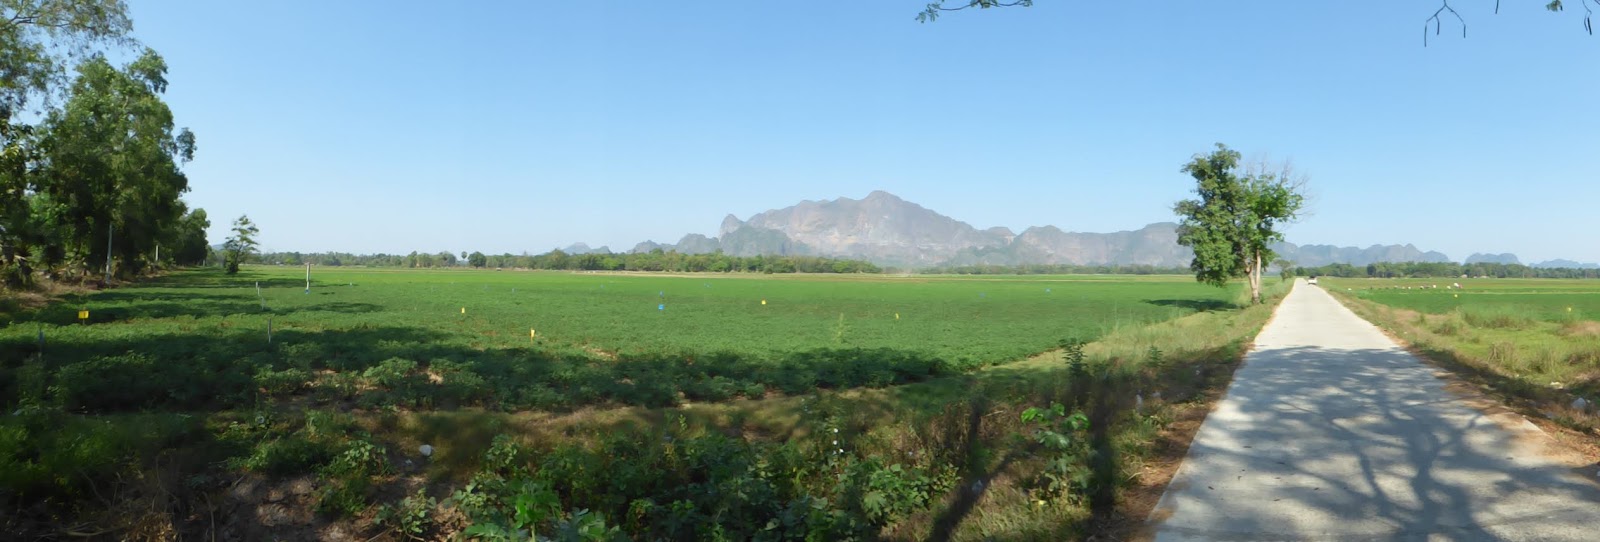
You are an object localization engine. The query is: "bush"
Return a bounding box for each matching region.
[1460,307,1535,329]
[376,488,436,541]
[316,439,389,517]
[255,366,312,396]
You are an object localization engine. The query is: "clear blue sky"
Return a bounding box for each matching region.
[128,1,1600,263]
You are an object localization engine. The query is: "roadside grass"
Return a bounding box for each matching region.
[1324,279,1600,439]
[0,269,1285,540]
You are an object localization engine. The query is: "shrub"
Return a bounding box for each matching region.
[376,488,436,541]
[239,435,334,476]
[316,439,389,517]
[255,366,312,396]
[1461,307,1534,330]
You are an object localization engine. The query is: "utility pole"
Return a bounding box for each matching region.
[103,223,113,284]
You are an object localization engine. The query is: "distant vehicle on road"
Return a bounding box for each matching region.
[1308,276,1319,285]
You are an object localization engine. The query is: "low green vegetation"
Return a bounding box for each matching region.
[1,267,1232,413]
[0,267,1286,540]
[1325,277,1600,436]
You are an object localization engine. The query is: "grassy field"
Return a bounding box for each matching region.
[0,267,1282,541]
[1,267,1234,413]
[1324,277,1600,439]
[1331,277,1600,323]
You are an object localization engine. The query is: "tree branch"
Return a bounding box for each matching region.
[1424,0,1467,47]
[917,0,1033,23]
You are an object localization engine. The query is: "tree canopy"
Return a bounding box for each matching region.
[223,215,258,275]
[1173,144,1305,305]
[0,1,210,287]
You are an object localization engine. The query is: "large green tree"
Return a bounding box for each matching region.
[168,206,209,266]
[34,49,195,278]
[1173,144,1305,305]
[0,0,132,282]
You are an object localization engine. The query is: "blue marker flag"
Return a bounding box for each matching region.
[658,304,665,311]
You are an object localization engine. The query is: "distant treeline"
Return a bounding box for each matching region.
[920,263,1191,275]
[1295,261,1600,279]
[256,249,882,274]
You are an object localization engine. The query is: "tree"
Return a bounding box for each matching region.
[223,215,259,274]
[468,251,487,268]
[169,207,210,266]
[1275,258,1296,282]
[0,1,133,283]
[1173,144,1305,305]
[34,50,196,278]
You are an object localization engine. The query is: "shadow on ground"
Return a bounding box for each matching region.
[1151,344,1600,540]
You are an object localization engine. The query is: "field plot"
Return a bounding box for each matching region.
[0,268,1279,541]
[1332,277,1600,323]
[1,267,1231,413]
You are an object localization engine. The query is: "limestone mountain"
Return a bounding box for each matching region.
[589,191,1588,269]
[719,190,1009,266]
[1276,243,1451,267]
[1533,259,1599,269]
[1465,253,1521,265]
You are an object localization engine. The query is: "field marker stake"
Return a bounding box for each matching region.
[255,282,266,310]
[267,316,273,344]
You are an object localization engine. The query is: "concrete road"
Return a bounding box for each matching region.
[1149,279,1600,541]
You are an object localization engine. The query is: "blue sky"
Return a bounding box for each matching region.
[128,1,1600,263]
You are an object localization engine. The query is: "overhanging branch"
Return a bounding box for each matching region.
[1424,0,1467,47]
[917,0,1033,23]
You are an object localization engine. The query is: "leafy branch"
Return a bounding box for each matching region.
[916,0,1033,23]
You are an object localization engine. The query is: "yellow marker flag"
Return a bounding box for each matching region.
[1568,307,1574,313]
[78,310,89,319]
[461,307,466,314]
[530,328,537,339]
[761,299,766,305]
[895,313,899,320]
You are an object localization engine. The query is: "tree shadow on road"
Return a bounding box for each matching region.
[1149,345,1600,539]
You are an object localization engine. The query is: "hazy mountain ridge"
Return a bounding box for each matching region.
[1533,259,1600,269]
[558,191,1582,269]
[1465,253,1521,265]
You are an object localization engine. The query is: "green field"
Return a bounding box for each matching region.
[1327,277,1600,324]
[1,267,1235,413]
[0,268,1284,540]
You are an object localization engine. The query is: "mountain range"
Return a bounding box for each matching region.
[558,191,1594,269]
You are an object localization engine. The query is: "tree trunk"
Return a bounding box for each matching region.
[1249,249,1263,305]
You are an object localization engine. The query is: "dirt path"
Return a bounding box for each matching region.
[1148,279,1600,541]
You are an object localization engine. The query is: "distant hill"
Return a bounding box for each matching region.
[1465,253,1521,265]
[554,191,1586,269]
[561,243,612,255]
[1532,259,1598,269]
[1278,243,1452,267]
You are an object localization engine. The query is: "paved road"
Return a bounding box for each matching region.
[1149,279,1600,541]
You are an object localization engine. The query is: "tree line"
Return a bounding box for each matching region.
[255,249,883,274]
[0,1,206,288]
[1295,261,1600,280]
